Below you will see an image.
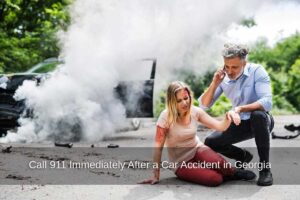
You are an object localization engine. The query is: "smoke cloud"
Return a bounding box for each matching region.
[1,0,275,143]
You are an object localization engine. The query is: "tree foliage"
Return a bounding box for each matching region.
[249,33,300,113]
[240,17,257,28]
[0,0,72,73]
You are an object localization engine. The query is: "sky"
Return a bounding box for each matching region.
[225,0,300,46]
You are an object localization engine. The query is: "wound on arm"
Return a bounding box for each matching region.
[155,126,167,143]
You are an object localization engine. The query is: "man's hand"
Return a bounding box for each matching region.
[212,68,226,86]
[226,110,241,126]
[200,67,225,107]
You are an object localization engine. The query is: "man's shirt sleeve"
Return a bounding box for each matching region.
[254,66,272,111]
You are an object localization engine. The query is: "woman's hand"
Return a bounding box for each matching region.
[226,110,241,126]
[138,176,159,185]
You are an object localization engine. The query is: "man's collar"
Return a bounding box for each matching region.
[243,63,250,77]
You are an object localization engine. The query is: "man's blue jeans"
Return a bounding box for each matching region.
[204,110,274,163]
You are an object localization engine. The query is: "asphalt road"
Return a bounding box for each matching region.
[0,115,300,200]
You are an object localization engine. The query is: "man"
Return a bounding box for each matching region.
[198,43,274,186]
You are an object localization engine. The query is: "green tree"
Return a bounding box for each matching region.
[0,0,72,73]
[249,33,300,113]
[240,17,256,28]
[287,58,300,110]
[177,69,214,98]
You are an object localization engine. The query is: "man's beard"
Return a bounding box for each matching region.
[228,68,244,80]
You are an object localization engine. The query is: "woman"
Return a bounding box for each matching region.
[140,81,256,186]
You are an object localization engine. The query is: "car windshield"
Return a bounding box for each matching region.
[25,58,62,73]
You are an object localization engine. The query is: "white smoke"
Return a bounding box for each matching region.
[1,0,277,143]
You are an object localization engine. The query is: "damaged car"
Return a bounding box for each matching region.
[0,58,156,137]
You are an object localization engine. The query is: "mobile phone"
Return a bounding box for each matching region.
[221,65,226,78]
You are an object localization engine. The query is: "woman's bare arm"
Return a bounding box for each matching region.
[139,126,167,184]
[197,109,239,132]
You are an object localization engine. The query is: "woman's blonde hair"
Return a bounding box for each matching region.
[166,81,193,126]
